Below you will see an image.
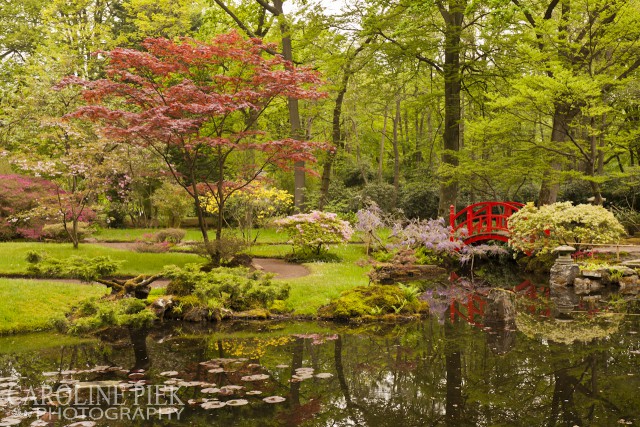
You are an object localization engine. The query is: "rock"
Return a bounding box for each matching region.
[574,277,604,295]
[151,297,174,320]
[369,263,446,284]
[581,269,603,279]
[183,307,209,322]
[484,289,517,326]
[619,275,640,294]
[550,263,580,287]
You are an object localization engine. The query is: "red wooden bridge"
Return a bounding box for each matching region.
[449,201,524,245]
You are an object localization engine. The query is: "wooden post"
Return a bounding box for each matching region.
[449,204,456,242]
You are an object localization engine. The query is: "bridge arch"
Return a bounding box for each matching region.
[449,201,524,245]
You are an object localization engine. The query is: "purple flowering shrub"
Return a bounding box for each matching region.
[389,217,509,267]
[355,202,387,254]
[275,211,354,257]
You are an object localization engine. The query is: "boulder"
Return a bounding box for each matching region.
[573,277,604,295]
[549,263,580,287]
[369,263,446,284]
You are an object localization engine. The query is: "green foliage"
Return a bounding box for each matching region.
[318,285,428,319]
[68,298,156,334]
[25,251,121,282]
[508,202,626,256]
[151,183,193,228]
[163,264,289,312]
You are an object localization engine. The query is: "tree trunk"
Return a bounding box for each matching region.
[273,0,305,210]
[438,0,465,216]
[379,105,389,183]
[318,80,348,209]
[392,95,401,208]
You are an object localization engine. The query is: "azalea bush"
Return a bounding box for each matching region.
[508,202,626,256]
[275,211,353,258]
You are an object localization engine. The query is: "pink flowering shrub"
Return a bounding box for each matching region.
[0,175,57,240]
[0,174,96,241]
[275,211,353,256]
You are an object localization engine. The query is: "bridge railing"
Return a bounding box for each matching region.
[450,201,524,245]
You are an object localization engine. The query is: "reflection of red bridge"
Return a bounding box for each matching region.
[449,281,550,326]
[450,201,524,245]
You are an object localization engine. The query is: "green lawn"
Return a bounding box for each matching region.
[0,242,201,276]
[92,227,290,244]
[0,279,107,334]
[246,243,372,315]
[0,238,374,334]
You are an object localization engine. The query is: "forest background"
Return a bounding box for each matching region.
[1,0,639,231]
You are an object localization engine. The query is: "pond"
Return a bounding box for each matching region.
[0,281,639,427]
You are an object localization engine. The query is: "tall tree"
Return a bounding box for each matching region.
[66,33,327,260]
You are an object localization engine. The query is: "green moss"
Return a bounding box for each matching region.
[318,285,429,320]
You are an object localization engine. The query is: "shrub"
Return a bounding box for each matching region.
[151,182,193,228]
[355,202,386,254]
[154,228,187,243]
[275,211,353,257]
[41,222,94,242]
[26,252,121,282]
[133,241,172,253]
[318,285,428,319]
[68,298,156,334]
[163,264,289,312]
[0,174,58,240]
[508,202,626,256]
[399,183,439,219]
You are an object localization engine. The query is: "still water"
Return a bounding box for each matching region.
[0,284,639,427]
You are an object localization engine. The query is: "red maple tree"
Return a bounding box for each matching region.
[64,31,327,256]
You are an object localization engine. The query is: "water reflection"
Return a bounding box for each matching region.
[0,286,638,426]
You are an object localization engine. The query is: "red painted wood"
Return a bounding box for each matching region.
[449,201,524,245]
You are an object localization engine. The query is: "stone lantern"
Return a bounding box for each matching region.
[553,245,576,264]
[550,245,579,286]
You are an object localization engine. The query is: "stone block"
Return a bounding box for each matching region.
[573,277,604,295]
[550,263,580,286]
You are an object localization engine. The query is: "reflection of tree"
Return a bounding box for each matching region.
[129,328,150,371]
[445,321,464,426]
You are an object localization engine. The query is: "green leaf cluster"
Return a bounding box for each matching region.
[508,202,626,255]
[25,251,121,281]
[163,264,289,312]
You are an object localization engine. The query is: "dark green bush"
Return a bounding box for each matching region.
[163,264,289,312]
[68,298,156,334]
[26,252,121,282]
[399,183,439,219]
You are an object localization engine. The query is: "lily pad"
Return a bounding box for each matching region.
[240,374,270,382]
[201,401,226,410]
[263,396,286,404]
[315,373,334,379]
[226,399,249,406]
